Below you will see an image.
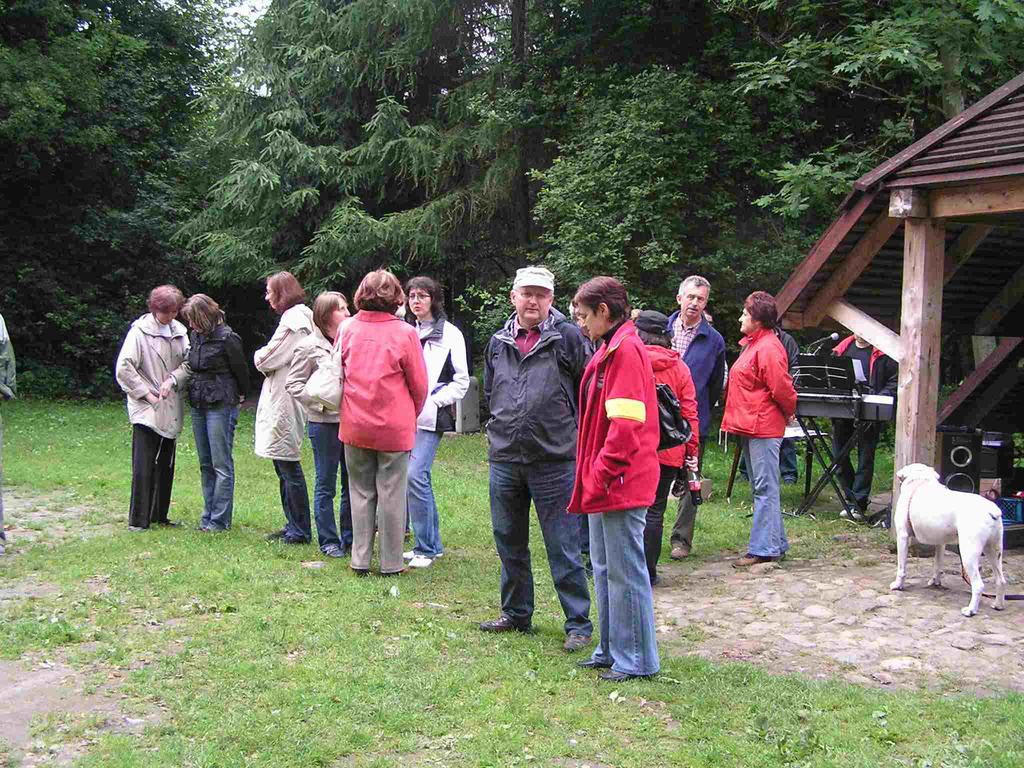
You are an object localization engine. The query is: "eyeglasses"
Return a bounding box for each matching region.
[408,292,431,301]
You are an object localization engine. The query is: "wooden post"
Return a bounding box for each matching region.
[893,217,945,505]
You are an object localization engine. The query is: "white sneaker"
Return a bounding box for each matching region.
[408,555,434,569]
[403,550,416,560]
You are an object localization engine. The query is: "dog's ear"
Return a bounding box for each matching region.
[896,465,910,481]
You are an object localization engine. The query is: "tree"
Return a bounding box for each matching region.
[723,0,1024,218]
[180,0,530,299]
[0,0,230,395]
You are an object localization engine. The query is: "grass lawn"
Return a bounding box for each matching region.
[1,400,1022,767]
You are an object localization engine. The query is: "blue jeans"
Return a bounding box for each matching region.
[489,460,592,636]
[743,437,789,558]
[408,429,444,558]
[308,422,353,551]
[273,459,311,542]
[191,405,238,530]
[739,437,798,483]
[589,507,660,676]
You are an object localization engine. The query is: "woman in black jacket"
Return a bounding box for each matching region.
[167,294,249,531]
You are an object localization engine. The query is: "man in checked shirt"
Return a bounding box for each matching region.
[665,276,725,558]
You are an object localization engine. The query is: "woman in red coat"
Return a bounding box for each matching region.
[721,291,797,567]
[568,277,660,682]
[633,311,700,585]
[339,270,428,576]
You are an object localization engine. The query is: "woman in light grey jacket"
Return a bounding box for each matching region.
[285,291,352,557]
[115,285,187,531]
[255,271,314,544]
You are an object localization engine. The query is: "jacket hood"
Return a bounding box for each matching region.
[134,313,187,339]
[644,343,679,372]
[833,335,886,368]
[279,303,314,333]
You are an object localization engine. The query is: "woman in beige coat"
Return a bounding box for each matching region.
[256,271,314,544]
[115,285,187,531]
[285,292,352,557]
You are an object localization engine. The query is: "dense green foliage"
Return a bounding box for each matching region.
[0,0,230,395]
[5,1,1024,390]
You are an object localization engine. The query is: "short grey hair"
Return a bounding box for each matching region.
[678,275,711,295]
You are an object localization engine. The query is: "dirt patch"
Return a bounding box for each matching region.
[0,657,158,766]
[0,487,113,554]
[655,534,1024,695]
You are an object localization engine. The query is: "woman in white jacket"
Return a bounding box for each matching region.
[403,277,470,568]
[255,272,314,544]
[115,285,187,531]
[285,291,352,558]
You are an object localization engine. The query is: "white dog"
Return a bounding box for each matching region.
[890,463,1007,617]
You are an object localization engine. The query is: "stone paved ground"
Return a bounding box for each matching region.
[654,532,1024,696]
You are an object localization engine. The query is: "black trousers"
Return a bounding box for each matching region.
[670,442,704,549]
[644,463,681,583]
[129,424,176,528]
[831,419,880,510]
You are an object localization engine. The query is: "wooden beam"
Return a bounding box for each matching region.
[890,188,929,218]
[937,336,1024,424]
[893,217,945,505]
[930,177,1024,218]
[775,191,878,317]
[803,216,901,326]
[961,360,1024,427]
[975,260,1024,334]
[943,224,993,284]
[824,299,905,362]
[781,311,804,330]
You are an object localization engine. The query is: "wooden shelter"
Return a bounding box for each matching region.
[775,72,1024,498]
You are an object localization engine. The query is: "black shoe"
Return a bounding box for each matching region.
[351,568,370,578]
[479,615,532,633]
[265,528,287,541]
[599,669,652,682]
[577,659,612,669]
[155,520,181,528]
[282,536,308,545]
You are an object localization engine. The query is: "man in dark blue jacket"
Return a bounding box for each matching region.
[480,266,593,653]
[666,276,726,558]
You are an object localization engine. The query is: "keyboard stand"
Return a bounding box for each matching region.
[794,414,864,518]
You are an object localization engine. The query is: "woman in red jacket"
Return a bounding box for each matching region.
[569,277,660,682]
[339,270,428,576]
[633,311,700,585]
[721,291,797,567]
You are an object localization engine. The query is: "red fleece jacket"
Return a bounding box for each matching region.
[720,327,797,439]
[568,321,660,515]
[338,311,428,452]
[645,344,700,467]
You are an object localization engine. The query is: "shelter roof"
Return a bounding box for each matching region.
[776,71,1024,339]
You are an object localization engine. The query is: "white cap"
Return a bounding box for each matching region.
[512,266,555,292]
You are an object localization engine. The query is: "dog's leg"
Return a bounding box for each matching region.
[927,544,945,588]
[986,537,1007,611]
[960,549,983,617]
[890,530,909,591]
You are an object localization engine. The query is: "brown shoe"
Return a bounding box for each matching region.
[670,544,690,560]
[733,554,774,568]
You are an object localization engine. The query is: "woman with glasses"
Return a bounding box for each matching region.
[402,277,470,568]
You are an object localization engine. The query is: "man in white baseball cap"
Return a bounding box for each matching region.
[479,266,593,653]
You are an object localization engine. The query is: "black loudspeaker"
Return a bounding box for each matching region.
[937,428,982,493]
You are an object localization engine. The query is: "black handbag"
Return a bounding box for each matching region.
[655,382,692,451]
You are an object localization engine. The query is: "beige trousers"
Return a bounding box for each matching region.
[344,445,409,573]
